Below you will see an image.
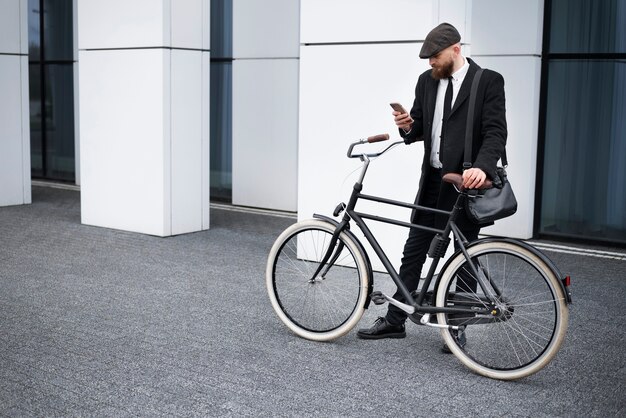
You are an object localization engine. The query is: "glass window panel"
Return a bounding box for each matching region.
[28,0,41,62]
[550,0,626,54]
[540,60,626,243]
[210,62,232,201]
[44,64,75,181]
[211,0,233,59]
[210,0,234,201]
[42,0,74,61]
[29,64,43,177]
[28,0,76,182]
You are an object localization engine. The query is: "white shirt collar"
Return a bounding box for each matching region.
[450,56,470,82]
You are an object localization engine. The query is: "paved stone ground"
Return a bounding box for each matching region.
[0,186,624,417]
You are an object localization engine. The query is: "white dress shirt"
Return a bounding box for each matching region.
[430,57,470,168]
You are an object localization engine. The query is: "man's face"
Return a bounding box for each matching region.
[429,46,455,80]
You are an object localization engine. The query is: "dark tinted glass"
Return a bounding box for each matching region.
[549,0,626,53]
[211,0,233,58]
[43,0,74,61]
[540,60,626,243]
[28,0,41,61]
[28,0,75,182]
[210,62,232,201]
[43,64,75,181]
[210,0,233,201]
[29,64,43,176]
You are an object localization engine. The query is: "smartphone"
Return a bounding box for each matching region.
[390,102,407,114]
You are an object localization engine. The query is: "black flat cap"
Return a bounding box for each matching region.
[419,23,461,59]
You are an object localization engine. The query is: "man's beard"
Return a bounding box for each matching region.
[431,59,454,80]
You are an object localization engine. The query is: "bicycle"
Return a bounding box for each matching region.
[266,134,571,380]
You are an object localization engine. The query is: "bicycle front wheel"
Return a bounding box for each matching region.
[436,240,569,380]
[266,219,370,341]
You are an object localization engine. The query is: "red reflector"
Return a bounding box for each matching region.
[564,275,571,287]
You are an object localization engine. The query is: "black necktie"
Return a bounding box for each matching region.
[443,77,453,122]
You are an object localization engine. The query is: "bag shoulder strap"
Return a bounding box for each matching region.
[463,69,509,168]
[463,68,483,169]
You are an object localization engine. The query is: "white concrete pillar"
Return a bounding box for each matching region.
[0,0,31,207]
[471,0,545,239]
[231,0,299,211]
[78,0,210,236]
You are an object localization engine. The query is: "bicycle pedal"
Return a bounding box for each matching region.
[370,291,386,305]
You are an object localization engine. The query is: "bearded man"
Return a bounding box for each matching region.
[357,23,508,352]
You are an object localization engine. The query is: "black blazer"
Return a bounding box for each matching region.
[401,58,507,229]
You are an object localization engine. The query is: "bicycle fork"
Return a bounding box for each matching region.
[309,167,366,282]
[307,219,349,282]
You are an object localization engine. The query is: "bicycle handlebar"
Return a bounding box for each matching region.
[347,134,402,159]
[346,136,494,192]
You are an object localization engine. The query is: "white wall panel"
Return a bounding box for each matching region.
[299,43,430,271]
[201,51,211,229]
[20,56,30,203]
[0,0,30,206]
[233,0,299,58]
[79,49,168,235]
[171,49,204,235]
[0,55,30,206]
[473,55,542,239]
[472,0,544,55]
[469,0,545,239]
[232,59,298,211]
[0,0,25,54]
[301,0,436,44]
[79,0,210,49]
[171,0,210,50]
[438,0,472,44]
[78,0,166,49]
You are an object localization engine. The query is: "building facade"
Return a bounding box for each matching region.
[0,1,624,251]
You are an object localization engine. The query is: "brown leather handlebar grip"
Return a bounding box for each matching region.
[442,173,493,190]
[367,133,390,143]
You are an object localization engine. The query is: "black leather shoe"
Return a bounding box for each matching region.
[357,317,406,339]
[442,328,466,354]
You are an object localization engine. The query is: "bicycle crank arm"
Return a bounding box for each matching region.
[370,291,415,315]
[420,313,461,330]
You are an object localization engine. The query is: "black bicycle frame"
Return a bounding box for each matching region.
[348,189,493,316]
[314,140,496,317]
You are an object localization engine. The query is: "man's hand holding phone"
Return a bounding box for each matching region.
[390,103,413,132]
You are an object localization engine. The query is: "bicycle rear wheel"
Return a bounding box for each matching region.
[266,219,370,341]
[435,240,569,380]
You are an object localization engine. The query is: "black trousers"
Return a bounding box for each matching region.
[386,168,479,326]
